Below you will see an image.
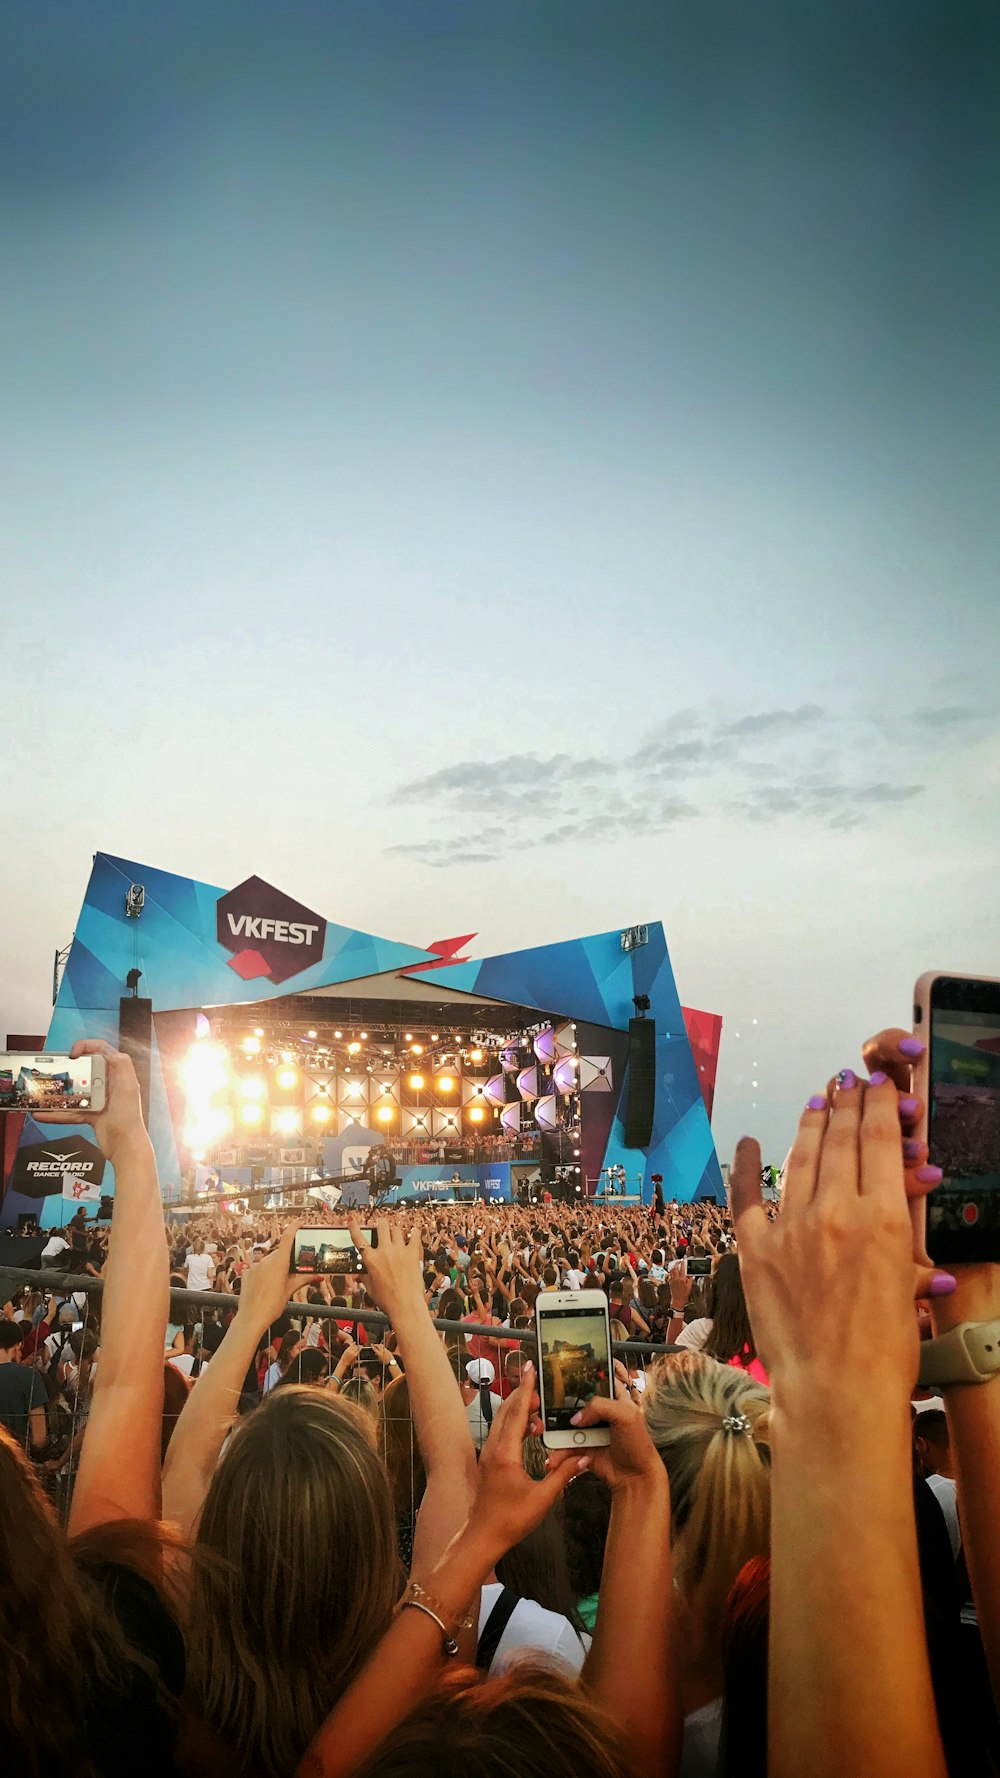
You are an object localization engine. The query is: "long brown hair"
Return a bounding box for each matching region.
[353,1664,629,1778]
[380,1372,426,1521]
[0,1427,175,1778]
[186,1385,401,1778]
[703,1253,757,1365]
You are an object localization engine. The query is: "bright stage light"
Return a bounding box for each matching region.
[348,1042,362,1055]
[254,1027,264,1037]
[469,1107,485,1123]
[280,1050,294,1064]
[241,1035,261,1055]
[239,1103,264,1126]
[430,1033,439,1042]
[307,1029,317,1039]
[376,1106,394,1123]
[410,1074,424,1090]
[334,1029,343,1039]
[346,1080,363,1096]
[239,1076,267,1100]
[277,1067,298,1090]
[438,1076,455,1091]
[180,1043,231,1099]
[311,1103,332,1123]
[360,1031,368,1041]
[275,1109,301,1135]
[410,1043,423,1055]
[443,1116,456,1128]
[470,1049,484,1063]
[404,1032,413,1042]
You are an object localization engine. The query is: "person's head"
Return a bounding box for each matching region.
[542,1265,557,1288]
[508,1298,527,1323]
[438,1288,466,1323]
[192,1237,205,1255]
[352,1664,628,1778]
[68,1328,98,1363]
[280,1347,329,1389]
[914,1409,954,1480]
[339,1374,379,1417]
[0,1321,23,1359]
[496,1503,581,1628]
[188,1387,400,1778]
[562,1471,613,1604]
[703,1254,756,1366]
[638,1278,657,1311]
[643,1353,771,1652]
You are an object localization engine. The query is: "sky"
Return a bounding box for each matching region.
[1,0,999,1167]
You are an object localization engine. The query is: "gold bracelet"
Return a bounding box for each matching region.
[399,1579,474,1657]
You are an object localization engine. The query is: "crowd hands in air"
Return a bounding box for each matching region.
[3,1034,1000,1777]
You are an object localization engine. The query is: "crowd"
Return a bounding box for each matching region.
[2,1030,1000,1777]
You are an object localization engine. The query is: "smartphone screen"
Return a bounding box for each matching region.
[290,1227,376,1274]
[0,1052,95,1111]
[537,1302,613,1433]
[924,977,1000,1264]
[685,1256,712,1277]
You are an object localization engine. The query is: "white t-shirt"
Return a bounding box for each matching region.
[466,1392,504,1452]
[675,1318,712,1353]
[477,1583,588,1675]
[563,1269,586,1291]
[262,1360,283,1395]
[649,1263,667,1283]
[41,1235,70,1261]
[168,1353,197,1377]
[925,1473,961,1561]
[185,1252,215,1291]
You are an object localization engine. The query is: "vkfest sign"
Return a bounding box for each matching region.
[216,875,326,985]
[11,1134,107,1200]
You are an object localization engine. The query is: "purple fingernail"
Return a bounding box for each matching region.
[899,1037,925,1058]
[929,1271,957,1297]
[915,1165,943,1184]
[836,1069,857,1090]
[899,1097,919,1118]
[902,1138,923,1161]
[806,1094,828,1111]
[867,1070,888,1087]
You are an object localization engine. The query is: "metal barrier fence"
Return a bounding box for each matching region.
[0,1265,673,1526]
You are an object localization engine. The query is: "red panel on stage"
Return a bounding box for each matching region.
[681,1005,723,1121]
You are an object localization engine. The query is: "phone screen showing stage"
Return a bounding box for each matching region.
[926,980,1000,1263]
[0,1053,95,1111]
[290,1228,375,1274]
[537,1304,612,1432]
[686,1256,712,1277]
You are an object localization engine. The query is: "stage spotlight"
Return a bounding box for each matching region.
[376,1106,394,1123]
[410,1043,424,1055]
[404,1032,413,1043]
[239,1103,264,1126]
[438,1076,456,1091]
[470,1049,484,1063]
[311,1103,332,1123]
[431,1033,439,1042]
[346,1080,363,1096]
[241,1036,261,1055]
[348,1042,362,1055]
[307,1029,317,1039]
[469,1107,485,1123]
[410,1074,425,1090]
[275,1109,301,1135]
[239,1077,267,1101]
[281,1049,294,1064]
[334,1030,343,1039]
[443,1116,457,1129]
[277,1067,298,1090]
[380,1082,392,1093]
[360,1031,369,1041]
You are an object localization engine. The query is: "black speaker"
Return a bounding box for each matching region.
[0,1235,45,1269]
[624,1017,655,1148]
[118,996,153,1125]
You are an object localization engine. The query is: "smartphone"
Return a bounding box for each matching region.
[0,1051,107,1114]
[289,1227,377,1274]
[914,973,1000,1264]
[536,1288,613,1449]
[685,1255,712,1277]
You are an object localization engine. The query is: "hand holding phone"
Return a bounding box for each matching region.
[0,1050,107,1114]
[914,973,1000,1265]
[536,1289,613,1449]
[289,1227,376,1275]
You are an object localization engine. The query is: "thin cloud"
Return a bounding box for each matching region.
[719,703,826,738]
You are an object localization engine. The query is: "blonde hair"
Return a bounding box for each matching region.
[187,1386,401,1778]
[643,1352,771,1649]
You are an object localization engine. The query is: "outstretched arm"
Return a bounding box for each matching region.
[162,1227,301,1538]
[37,1043,168,1536]
[351,1220,478,1576]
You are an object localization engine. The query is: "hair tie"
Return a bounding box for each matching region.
[721,1412,752,1436]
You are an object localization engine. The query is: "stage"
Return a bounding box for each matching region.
[0,854,724,1230]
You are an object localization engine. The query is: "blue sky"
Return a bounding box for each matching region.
[1,1,998,1165]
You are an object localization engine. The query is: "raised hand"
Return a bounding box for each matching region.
[33,1040,147,1163]
[350,1218,423,1325]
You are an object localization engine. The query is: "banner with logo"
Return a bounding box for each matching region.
[10,1133,107,1200]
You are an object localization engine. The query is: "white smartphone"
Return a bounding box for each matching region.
[0,1051,107,1115]
[536,1287,613,1449]
[685,1255,712,1277]
[913,972,1000,1266]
